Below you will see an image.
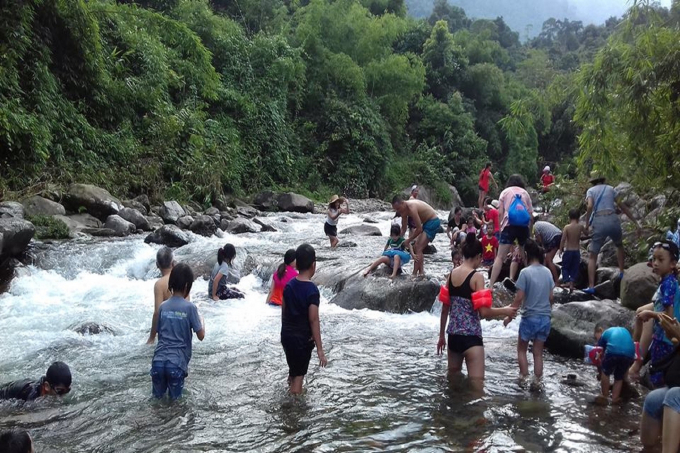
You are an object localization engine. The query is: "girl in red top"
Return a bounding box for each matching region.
[478,162,498,210]
[266,249,298,306]
[541,166,555,193]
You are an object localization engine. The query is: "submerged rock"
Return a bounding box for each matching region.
[144,225,190,247]
[339,225,382,236]
[546,299,634,358]
[71,322,117,336]
[63,184,122,221]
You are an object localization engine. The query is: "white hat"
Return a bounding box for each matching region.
[491,200,499,209]
[411,185,418,192]
[543,166,550,173]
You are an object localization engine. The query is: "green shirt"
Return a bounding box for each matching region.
[386,237,406,251]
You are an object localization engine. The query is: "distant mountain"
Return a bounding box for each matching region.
[405,0,672,38]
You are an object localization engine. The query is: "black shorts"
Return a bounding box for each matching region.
[324,222,337,238]
[448,334,484,355]
[281,334,315,377]
[499,226,530,246]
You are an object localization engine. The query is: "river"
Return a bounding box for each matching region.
[0,211,644,452]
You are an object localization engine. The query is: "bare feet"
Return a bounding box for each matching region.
[594,395,609,406]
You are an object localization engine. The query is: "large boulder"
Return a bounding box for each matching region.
[616,182,646,219]
[63,184,122,221]
[330,270,439,313]
[253,191,277,211]
[104,215,136,237]
[339,225,382,236]
[133,195,151,212]
[190,215,217,237]
[0,218,35,257]
[546,299,634,358]
[176,215,195,230]
[0,201,25,219]
[22,196,66,217]
[276,193,314,213]
[144,225,190,247]
[159,201,186,225]
[226,218,258,234]
[403,185,464,211]
[146,214,164,231]
[117,207,150,231]
[621,262,659,310]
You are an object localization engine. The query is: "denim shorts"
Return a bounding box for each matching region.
[644,387,680,420]
[601,353,635,381]
[500,226,530,246]
[589,214,623,254]
[151,361,187,400]
[519,315,551,342]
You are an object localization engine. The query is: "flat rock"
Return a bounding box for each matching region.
[117,207,150,231]
[546,299,634,358]
[81,228,118,237]
[339,225,382,236]
[22,196,66,217]
[159,201,186,225]
[144,225,190,247]
[621,262,659,310]
[63,184,122,221]
[0,218,35,257]
[0,202,25,219]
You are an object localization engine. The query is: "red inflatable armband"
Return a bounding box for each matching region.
[438,285,449,304]
[471,289,493,311]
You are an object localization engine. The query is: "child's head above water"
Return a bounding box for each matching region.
[218,243,236,265]
[169,262,194,298]
[651,240,679,277]
[390,224,401,238]
[569,208,580,222]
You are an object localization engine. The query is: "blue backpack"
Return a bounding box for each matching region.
[508,194,531,226]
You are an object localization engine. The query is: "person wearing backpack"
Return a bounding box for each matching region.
[583,171,641,295]
[488,175,534,288]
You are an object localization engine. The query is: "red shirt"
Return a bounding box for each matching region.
[485,208,499,233]
[541,173,554,190]
[481,235,499,261]
[479,168,491,191]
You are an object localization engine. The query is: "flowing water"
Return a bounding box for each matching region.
[0,212,644,452]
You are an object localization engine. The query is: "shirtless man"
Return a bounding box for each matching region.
[146,247,175,344]
[392,195,441,276]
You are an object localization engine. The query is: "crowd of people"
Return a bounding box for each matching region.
[3,165,680,452]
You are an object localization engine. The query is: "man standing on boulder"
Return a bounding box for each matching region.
[392,195,441,276]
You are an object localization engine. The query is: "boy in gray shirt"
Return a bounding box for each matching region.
[504,239,554,380]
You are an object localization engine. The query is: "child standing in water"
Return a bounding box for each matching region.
[209,244,244,300]
[437,233,517,388]
[559,209,585,292]
[151,263,205,400]
[594,321,636,404]
[281,244,327,394]
[504,239,554,380]
[631,241,679,387]
[325,195,349,248]
[363,224,412,278]
[266,249,297,306]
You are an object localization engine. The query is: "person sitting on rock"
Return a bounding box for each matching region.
[148,247,175,344]
[436,233,517,390]
[266,249,297,306]
[0,430,34,453]
[392,195,441,277]
[209,244,245,300]
[447,207,466,249]
[363,224,412,279]
[0,362,71,401]
[325,195,349,248]
[630,241,679,387]
[593,320,636,405]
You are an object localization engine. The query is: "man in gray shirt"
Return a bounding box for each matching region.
[533,220,562,283]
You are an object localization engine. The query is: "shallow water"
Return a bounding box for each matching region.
[0,212,644,452]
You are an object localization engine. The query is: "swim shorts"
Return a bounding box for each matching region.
[448,334,483,354]
[281,334,315,377]
[500,226,530,246]
[519,315,551,342]
[423,218,441,241]
[561,250,580,283]
[601,353,635,381]
[324,222,338,238]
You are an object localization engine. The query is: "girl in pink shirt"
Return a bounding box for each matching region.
[266,249,298,306]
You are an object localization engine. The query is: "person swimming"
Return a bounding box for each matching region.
[0,362,71,401]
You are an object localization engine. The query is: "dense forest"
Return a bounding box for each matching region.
[0,0,678,206]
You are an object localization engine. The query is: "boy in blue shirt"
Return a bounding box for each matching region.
[595,321,636,404]
[151,263,205,400]
[281,243,327,394]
